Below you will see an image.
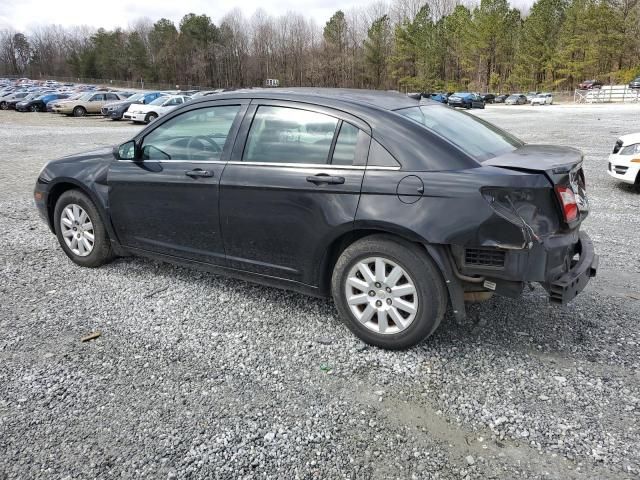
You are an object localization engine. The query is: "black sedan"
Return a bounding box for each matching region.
[34,88,597,349]
[447,92,485,109]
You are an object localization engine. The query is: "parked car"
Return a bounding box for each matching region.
[494,94,509,103]
[123,95,191,123]
[481,93,496,104]
[34,88,597,349]
[51,92,125,116]
[505,94,528,105]
[525,91,540,102]
[428,93,448,103]
[628,77,640,89]
[578,79,602,90]
[530,93,553,106]
[0,91,30,110]
[47,93,82,112]
[608,133,640,185]
[447,92,485,109]
[16,92,68,112]
[101,91,166,120]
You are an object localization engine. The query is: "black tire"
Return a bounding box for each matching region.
[73,106,86,117]
[30,105,40,112]
[0,102,7,110]
[145,112,158,123]
[331,234,447,350]
[54,190,114,268]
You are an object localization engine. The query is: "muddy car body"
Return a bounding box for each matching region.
[34,88,597,349]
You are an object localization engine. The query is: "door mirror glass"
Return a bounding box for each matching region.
[116,140,136,160]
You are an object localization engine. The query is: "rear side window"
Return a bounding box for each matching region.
[396,105,523,162]
[332,122,359,165]
[243,106,338,164]
[106,93,119,101]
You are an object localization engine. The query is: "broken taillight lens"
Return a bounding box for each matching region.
[555,186,578,223]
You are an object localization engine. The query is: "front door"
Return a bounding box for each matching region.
[219,102,370,285]
[108,101,247,264]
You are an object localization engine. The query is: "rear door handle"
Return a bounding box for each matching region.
[185,169,214,178]
[306,174,345,185]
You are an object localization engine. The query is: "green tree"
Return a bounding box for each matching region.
[513,0,566,90]
[364,15,391,88]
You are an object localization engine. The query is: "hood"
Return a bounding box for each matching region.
[127,103,154,113]
[57,146,114,161]
[617,132,640,146]
[104,99,137,109]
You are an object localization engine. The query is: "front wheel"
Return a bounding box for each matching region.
[145,112,158,123]
[331,235,447,350]
[73,106,86,117]
[30,105,40,112]
[0,102,7,110]
[54,190,114,268]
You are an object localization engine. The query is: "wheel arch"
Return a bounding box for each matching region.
[317,225,431,296]
[318,226,466,322]
[46,180,114,240]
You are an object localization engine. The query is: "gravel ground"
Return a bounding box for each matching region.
[1,106,639,479]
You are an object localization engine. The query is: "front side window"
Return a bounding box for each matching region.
[397,104,523,162]
[243,106,338,164]
[141,105,241,161]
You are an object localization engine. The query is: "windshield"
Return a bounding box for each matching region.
[149,96,166,106]
[127,93,145,102]
[396,105,523,162]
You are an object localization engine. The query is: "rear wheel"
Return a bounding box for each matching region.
[332,235,447,349]
[73,106,86,117]
[54,190,114,268]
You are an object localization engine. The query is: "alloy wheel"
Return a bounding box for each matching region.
[60,204,95,257]
[344,257,418,335]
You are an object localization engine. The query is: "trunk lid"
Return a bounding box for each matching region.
[485,144,589,225]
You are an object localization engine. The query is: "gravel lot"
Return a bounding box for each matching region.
[1,105,639,479]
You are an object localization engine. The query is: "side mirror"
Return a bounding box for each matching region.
[114,140,136,160]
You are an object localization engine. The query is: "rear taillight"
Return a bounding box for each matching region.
[555,186,578,223]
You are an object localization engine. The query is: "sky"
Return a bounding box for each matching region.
[0,0,534,32]
[0,0,367,32]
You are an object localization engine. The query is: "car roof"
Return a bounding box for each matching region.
[200,87,422,111]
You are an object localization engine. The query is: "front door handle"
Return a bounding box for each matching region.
[306,174,345,185]
[185,169,214,178]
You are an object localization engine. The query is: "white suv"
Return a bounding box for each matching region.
[608,133,640,185]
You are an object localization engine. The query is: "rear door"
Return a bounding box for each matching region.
[219,101,370,285]
[108,100,248,264]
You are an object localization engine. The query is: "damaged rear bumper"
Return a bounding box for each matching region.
[547,231,598,304]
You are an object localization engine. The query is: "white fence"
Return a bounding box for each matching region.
[574,85,640,103]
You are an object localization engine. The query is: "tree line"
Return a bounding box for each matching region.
[1,0,639,92]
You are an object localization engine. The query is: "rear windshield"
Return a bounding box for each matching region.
[396,105,523,161]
